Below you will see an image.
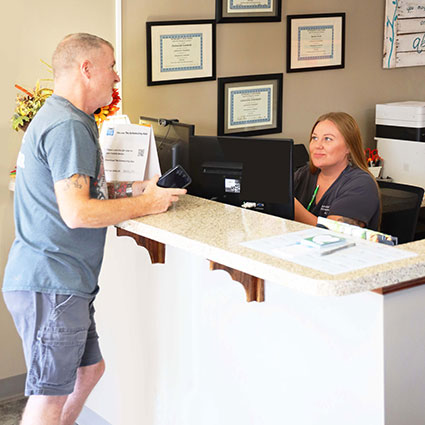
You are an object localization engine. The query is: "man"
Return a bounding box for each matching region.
[2,33,186,425]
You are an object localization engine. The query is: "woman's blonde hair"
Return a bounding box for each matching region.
[309,112,370,176]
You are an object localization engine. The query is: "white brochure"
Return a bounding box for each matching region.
[99,120,161,182]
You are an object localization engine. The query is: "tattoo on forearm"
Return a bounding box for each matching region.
[336,216,366,227]
[107,182,131,199]
[64,174,88,190]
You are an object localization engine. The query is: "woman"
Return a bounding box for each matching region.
[294,112,380,230]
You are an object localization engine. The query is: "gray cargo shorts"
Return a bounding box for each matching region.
[3,291,103,396]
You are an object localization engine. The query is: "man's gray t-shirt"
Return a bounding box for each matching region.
[3,95,108,298]
[294,164,380,230]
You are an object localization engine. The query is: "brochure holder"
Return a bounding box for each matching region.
[99,116,161,182]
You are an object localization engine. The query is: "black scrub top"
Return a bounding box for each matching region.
[294,164,380,230]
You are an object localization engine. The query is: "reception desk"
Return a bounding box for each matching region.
[81,195,425,425]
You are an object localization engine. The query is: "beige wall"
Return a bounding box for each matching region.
[122,0,425,147]
[0,1,115,381]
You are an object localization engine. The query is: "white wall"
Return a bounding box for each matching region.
[384,286,425,425]
[86,229,386,425]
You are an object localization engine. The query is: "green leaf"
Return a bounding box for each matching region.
[12,114,29,131]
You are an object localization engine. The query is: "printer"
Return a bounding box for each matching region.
[375,101,425,189]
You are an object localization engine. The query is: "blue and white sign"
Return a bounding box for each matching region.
[149,21,214,84]
[228,0,272,13]
[289,15,343,70]
[159,33,203,73]
[228,85,273,129]
[297,25,334,61]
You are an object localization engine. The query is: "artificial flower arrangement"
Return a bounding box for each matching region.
[95,88,121,127]
[12,82,53,132]
[12,83,121,131]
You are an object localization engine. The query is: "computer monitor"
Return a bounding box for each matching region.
[188,135,294,220]
[139,116,195,172]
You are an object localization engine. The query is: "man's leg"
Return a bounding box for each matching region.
[60,295,105,425]
[60,359,105,425]
[20,360,105,425]
[4,291,104,425]
[20,395,67,425]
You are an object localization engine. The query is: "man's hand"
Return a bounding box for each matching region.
[140,175,186,215]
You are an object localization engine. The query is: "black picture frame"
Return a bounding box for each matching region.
[146,20,216,86]
[217,73,283,137]
[286,13,345,73]
[216,0,281,23]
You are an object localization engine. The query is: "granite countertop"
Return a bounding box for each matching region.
[116,194,425,297]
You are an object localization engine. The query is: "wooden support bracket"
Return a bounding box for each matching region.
[115,228,265,301]
[372,276,425,295]
[116,228,165,264]
[209,261,265,302]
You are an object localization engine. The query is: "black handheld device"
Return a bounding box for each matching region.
[157,165,192,189]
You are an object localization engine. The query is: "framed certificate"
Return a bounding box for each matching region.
[216,0,281,23]
[218,74,283,137]
[146,20,216,85]
[287,13,345,73]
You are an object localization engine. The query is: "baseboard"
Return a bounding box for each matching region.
[0,373,26,402]
[77,405,112,425]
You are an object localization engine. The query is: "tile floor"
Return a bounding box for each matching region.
[0,398,81,425]
[0,397,26,425]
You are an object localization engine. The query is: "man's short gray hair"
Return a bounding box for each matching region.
[52,33,114,79]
